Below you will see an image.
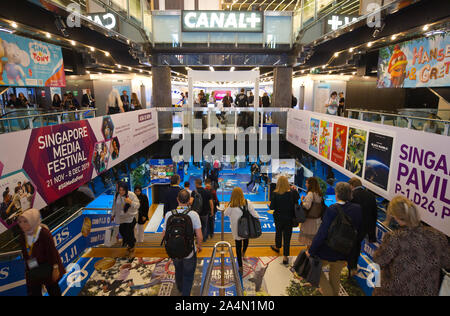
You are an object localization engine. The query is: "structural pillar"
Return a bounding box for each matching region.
[152,66,173,133]
[272,67,293,130]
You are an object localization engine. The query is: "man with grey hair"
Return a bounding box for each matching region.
[307,182,363,296]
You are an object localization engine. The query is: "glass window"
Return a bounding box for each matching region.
[129,0,142,23]
[153,15,180,44]
[302,0,315,26]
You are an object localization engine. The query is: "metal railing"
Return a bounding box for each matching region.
[0,108,98,134]
[347,109,450,136]
[201,241,244,297]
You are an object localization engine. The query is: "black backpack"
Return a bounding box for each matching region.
[191,190,203,214]
[162,209,195,259]
[325,205,357,256]
[238,201,262,239]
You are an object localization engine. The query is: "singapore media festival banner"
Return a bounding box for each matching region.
[0,32,66,87]
[0,109,158,233]
[377,32,450,88]
[286,109,450,237]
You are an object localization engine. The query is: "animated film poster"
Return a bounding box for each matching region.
[377,32,450,88]
[319,120,332,160]
[331,123,348,167]
[0,32,66,87]
[345,127,367,177]
[309,118,320,153]
[364,132,394,191]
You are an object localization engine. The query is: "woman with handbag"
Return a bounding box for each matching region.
[111,181,140,255]
[224,187,259,273]
[298,177,324,246]
[270,176,300,265]
[17,209,65,296]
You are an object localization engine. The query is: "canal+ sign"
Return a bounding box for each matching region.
[182,11,263,33]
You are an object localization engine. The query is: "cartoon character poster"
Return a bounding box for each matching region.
[345,128,367,177]
[364,132,394,191]
[331,124,348,167]
[377,33,450,88]
[319,120,332,160]
[309,118,320,153]
[0,32,65,87]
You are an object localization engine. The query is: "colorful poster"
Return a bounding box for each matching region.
[319,120,332,160]
[345,127,367,177]
[0,109,158,233]
[0,32,65,87]
[309,118,320,153]
[377,33,450,88]
[364,132,394,190]
[331,124,348,167]
[150,159,174,184]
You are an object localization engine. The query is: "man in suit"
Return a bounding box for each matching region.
[120,90,130,112]
[347,177,378,277]
[82,89,95,108]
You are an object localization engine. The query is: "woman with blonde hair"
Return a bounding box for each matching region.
[224,187,259,272]
[373,196,450,296]
[270,176,300,265]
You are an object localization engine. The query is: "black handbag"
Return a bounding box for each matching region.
[293,250,323,288]
[28,262,53,283]
[292,192,306,226]
[238,201,262,239]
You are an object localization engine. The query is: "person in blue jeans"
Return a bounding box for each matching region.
[162,190,203,296]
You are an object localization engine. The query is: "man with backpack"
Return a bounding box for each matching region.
[162,190,202,296]
[306,182,362,296]
[192,179,214,243]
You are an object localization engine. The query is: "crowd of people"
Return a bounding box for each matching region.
[106,89,143,115]
[15,165,449,297]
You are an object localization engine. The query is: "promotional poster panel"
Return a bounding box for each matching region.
[0,32,65,87]
[0,110,158,233]
[377,33,450,88]
[331,123,348,167]
[364,132,394,191]
[346,127,367,177]
[319,120,332,160]
[150,159,174,184]
[286,110,450,237]
[309,118,320,153]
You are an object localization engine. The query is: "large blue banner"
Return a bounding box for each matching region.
[377,32,450,88]
[0,32,66,87]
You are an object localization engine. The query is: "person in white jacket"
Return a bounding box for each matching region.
[224,187,259,273]
[111,181,140,254]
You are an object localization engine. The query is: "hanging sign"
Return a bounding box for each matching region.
[182,11,263,33]
[377,32,450,88]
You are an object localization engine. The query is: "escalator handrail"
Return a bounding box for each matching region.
[0,108,98,120]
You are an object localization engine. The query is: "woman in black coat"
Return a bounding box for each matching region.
[269,176,300,265]
[134,186,149,243]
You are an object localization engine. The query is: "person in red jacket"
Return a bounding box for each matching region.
[17,209,65,296]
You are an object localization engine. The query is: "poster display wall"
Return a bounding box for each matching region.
[0,109,158,233]
[331,123,348,167]
[0,32,66,87]
[377,32,450,88]
[286,109,450,237]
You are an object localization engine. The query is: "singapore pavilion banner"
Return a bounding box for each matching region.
[0,109,158,234]
[377,32,450,88]
[0,31,66,87]
[287,109,450,237]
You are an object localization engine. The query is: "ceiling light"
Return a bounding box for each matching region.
[86,70,90,74]
[46,33,51,38]
[230,67,235,72]
[353,72,356,75]
[11,22,18,29]
[117,64,121,69]
[322,65,326,69]
[209,66,215,71]
[423,25,429,31]
[334,52,339,57]
[367,42,373,47]
[349,47,354,53]
[111,70,115,73]
[391,35,397,41]
[71,40,76,46]
[139,69,143,73]
[104,51,110,57]
[90,47,95,52]
[128,67,132,71]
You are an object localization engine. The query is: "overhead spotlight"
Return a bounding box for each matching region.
[322,65,326,69]
[128,67,132,71]
[71,40,76,46]
[334,52,339,57]
[90,47,95,52]
[367,42,373,47]
[209,66,215,71]
[423,24,429,31]
[111,70,115,73]
[45,32,51,39]
[230,67,235,72]
[352,72,357,75]
[372,21,386,38]
[391,35,397,41]
[54,16,69,37]
[11,22,18,29]
[139,69,143,73]
[86,70,90,74]
[349,47,354,53]
[117,64,122,69]
[104,51,110,57]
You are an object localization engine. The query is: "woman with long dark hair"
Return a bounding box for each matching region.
[298,177,324,246]
[111,181,140,254]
